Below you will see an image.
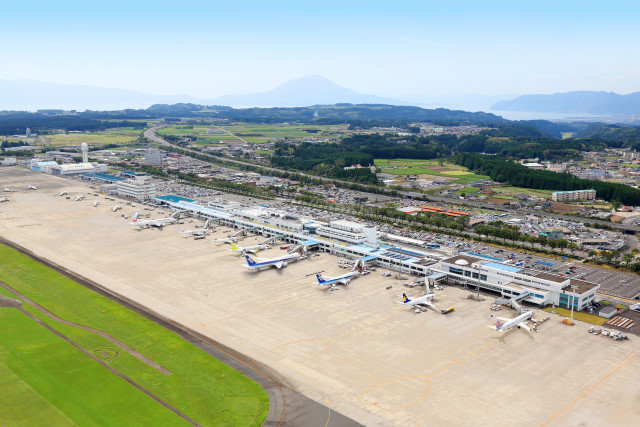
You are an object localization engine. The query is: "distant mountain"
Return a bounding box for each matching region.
[211,75,408,107]
[0,79,198,111]
[491,91,640,116]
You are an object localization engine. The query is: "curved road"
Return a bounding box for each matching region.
[0,237,359,427]
[144,127,638,234]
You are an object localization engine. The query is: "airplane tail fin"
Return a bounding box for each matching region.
[316,274,325,284]
[490,314,504,330]
[230,242,239,250]
[402,293,411,303]
[244,255,257,266]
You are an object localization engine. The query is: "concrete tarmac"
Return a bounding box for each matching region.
[2,168,640,426]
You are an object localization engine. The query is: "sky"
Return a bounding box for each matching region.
[1,0,639,99]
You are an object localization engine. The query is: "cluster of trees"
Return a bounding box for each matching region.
[0,112,145,135]
[474,223,579,252]
[454,153,640,205]
[587,250,640,274]
[164,145,398,196]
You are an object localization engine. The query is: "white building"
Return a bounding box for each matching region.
[117,177,156,200]
[51,163,96,176]
[0,157,17,166]
[30,160,59,173]
[551,189,596,202]
[437,254,599,310]
[316,220,377,244]
[144,150,163,166]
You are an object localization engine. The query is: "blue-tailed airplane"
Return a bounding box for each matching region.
[315,271,359,287]
[244,253,300,270]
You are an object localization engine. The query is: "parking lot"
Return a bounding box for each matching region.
[3,168,640,426]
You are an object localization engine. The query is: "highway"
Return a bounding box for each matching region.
[144,127,638,235]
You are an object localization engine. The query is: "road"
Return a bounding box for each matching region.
[1,236,359,427]
[144,127,638,234]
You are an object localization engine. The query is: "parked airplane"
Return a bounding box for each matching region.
[0,197,9,202]
[180,228,210,236]
[399,292,437,311]
[488,311,535,333]
[75,195,85,201]
[93,200,99,207]
[244,253,300,270]
[111,205,122,212]
[59,191,67,196]
[316,271,359,287]
[230,242,268,254]
[27,185,37,190]
[3,188,12,192]
[130,217,177,228]
[213,237,238,244]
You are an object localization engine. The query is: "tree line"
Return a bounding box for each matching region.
[453,153,640,205]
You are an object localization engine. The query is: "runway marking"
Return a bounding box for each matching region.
[332,311,403,339]
[428,339,499,377]
[264,337,332,365]
[209,292,313,325]
[358,375,430,413]
[541,353,637,426]
[285,364,332,427]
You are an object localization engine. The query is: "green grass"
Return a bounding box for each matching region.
[374,158,463,168]
[541,306,608,325]
[0,308,188,425]
[492,186,553,199]
[159,123,347,144]
[42,128,142,147]
[0,245,268,425]
[457,187,479,195]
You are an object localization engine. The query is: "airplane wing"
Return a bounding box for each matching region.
[495,317,511,322]
[517,322,531,332]
[274,261,284,269]
[338,279,350,285]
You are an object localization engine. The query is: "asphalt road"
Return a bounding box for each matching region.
[0,237,360,427]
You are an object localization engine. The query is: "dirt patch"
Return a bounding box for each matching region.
[550,202,579,213]
[0,296,22,307]
[427,166,456,172]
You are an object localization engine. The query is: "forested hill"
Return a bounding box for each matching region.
[491,91,640,115]
[454,153,640,205]
[212,104,505,125]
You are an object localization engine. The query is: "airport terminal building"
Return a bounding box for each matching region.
[436,254,599,310]
[162,198,599,311]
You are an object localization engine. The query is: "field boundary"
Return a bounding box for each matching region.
[14,307,199,425]
[0,237,357,427]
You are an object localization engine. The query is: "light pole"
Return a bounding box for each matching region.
[570,285,578,321]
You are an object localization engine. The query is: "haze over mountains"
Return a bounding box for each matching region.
[1,76,638,121]
[492,91,640,116]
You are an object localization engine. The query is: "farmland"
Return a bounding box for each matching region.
[40,127,142,147]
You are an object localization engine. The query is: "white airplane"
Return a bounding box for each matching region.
[93,200,99,207]
[399,292,437,311]
[488,311,535,333]
[130,217,177,228]
[59,191,67,196]
[3,188,12,192]
[112,205,122,212]
[180,228,210,236]
[75,195,85,201]
[0,197,9,202]
[315,271,359,287]
[27,185,37,190]
[244,253,300,270]
[213,236,238,244]
[230,242,268,254]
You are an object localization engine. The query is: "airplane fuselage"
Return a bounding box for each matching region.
[245,253,300,270]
